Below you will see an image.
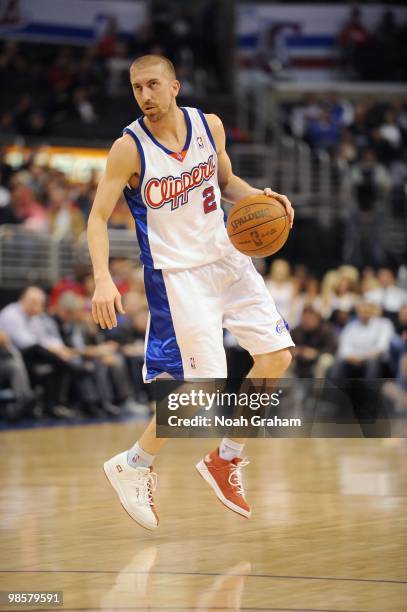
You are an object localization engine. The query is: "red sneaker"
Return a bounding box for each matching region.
[196,449,251,518]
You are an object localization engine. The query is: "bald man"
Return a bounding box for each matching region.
[88,54,295,530]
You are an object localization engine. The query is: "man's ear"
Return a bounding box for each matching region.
[172,79,181,97]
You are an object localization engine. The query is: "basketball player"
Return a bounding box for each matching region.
[87,55,295,530]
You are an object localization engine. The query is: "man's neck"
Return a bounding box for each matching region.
[144,105,184,140]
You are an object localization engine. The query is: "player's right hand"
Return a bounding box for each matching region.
[91,278,125,330]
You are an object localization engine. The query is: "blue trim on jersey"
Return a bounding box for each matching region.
[197,109,217,153]
[138,107,192,158]
[122,127,154,268]
[144,268,184,381]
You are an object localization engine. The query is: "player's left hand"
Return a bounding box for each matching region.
[263,188,294,228]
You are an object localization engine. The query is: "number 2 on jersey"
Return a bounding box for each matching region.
[202,186,217,214]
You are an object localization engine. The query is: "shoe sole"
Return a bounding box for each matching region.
[103,462,158,531]
[195,460,251,518]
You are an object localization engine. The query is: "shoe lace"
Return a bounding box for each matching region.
[132,471,158,506]
[228,459,249,496]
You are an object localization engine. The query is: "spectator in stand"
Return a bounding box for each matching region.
[345,148,391,268]
[0,330,34,419]
[265,259,296,326]
[382,355,407,414]
[71,87,97,124]
[290,94,321,139]
[349,102,371,150]
[290,276,324,329]
[47,182,85,239]
[306,108,341,153]
[0,146,13,187]
[375,109,403,165]
[48,263,90,310]
[9,183,47,231]
[96,17,120,59]
[53,291,139,416]
[365,268,407,324]
[374,9,400,81]
[0,286,78,417]
[330,267,359,313]
[330,299,394,379]
[388,304,407,378]
[336,128,358,164]
[109,257,134,295]
[292,307,337,378]
[337,7,370,78]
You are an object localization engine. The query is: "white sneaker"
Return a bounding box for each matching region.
[103,452,159,530]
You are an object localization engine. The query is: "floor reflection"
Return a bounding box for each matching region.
[100,542,251,611]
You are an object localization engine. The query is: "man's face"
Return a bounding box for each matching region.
[21,290,45,317]
[378,268,394,288]
[357,302,374,323]
[301,310,320,331]
[130,64,179,122]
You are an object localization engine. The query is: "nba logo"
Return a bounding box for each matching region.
[197,136,204,149]
[190,357,197,369]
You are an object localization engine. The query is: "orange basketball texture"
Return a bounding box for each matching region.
[226,194,290,257]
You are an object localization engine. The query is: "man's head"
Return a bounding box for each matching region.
[56,291,83,322]
[129,55,179,122]
[377,267,395,288]
[356,300,375,323]
[19,286,46,317]
[300,307,322,331]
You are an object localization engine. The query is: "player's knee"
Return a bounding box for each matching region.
[273,348,293,372]
[253,348,292,375]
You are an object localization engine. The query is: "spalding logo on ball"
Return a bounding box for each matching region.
[226,194,290,257]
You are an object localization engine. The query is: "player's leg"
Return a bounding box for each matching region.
[197,251,295,518]
[104,265,226,529]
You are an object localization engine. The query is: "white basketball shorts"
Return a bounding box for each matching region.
[142,247,294,381]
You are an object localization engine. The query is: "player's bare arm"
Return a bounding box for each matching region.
[87,134,140,329]
[206,113,294,228]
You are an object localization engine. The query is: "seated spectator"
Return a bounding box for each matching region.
[53,291,140,416]
[330,299,394,379]
[265,259,295,325]
[289,276,324,329]
[9,183,47,231]
[306,108,341,153]
[47,182,85,239]
[337,6,370,77]
[382,354,407,414]
[48,263,89,311]
[388,304,407,377]
[0,286,77,417]
[365,268,407,324]
[291,307,337,378]
[330,273,359,315]
[109,257,135,294]
[345,148,391,268]
[0,330,34,420]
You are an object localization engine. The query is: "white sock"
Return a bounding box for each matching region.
[219,438,245,461]
[127,442,155,469]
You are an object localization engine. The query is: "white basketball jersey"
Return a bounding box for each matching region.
[122,107,232,270]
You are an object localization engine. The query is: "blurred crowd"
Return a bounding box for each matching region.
[0,147,132,236]
[240,6,406,83]
[286,93,407,268]
[1,257,406,425]
[0,260,151,422]
[0,2,223,138]
[337,7,407,82]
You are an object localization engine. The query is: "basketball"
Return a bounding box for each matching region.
[226,194,290,257]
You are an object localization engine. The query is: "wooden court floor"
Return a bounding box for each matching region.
[0,422,406,611]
